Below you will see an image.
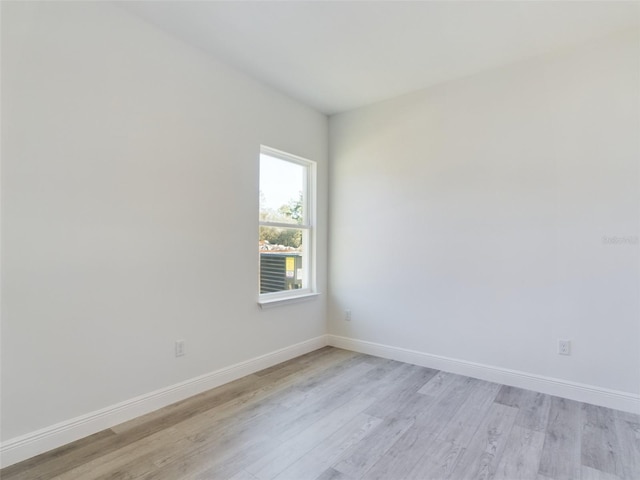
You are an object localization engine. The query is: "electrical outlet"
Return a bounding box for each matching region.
[558,339,571,356]
[175,339,186,357]
[345,309,352,321]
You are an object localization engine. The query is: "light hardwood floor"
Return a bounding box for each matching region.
[2,347,639,479]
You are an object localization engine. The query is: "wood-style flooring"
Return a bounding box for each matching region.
[2,347,639,479]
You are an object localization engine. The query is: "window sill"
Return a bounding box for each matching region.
[258,292,321,309]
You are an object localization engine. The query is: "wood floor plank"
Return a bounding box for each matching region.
[271,413,382,480]
[54,427,190,480]
[151,433,275,480]
[582,403,625,477]
[191,434,283,480]
[174,355,375,446]
[492,425,545,480]
[416,370,461,397]
[278,356,391,410]
[495,385,552,432]
[362,376,479,480]
[446,402,518,480]
[270,360,396,442]
[245,364,400,480]
[314,468,354,480]
[407,439,464,480]
[581,465,622,480]
[245,396,377,479]
[517,391,552,433]
[273,353,378,408]
[228,470,261,480]
[538,396,582,480]
[403,380,502,480]
[429,379,501,447]
[494,384,524,406]
[613,412,640,480]
[331,395,431,478]
[363,364,438,419]
[240,359,403,480]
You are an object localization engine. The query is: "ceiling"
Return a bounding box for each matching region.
[120,1,640,115]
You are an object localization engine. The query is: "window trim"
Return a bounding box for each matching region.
[258,145,317,306]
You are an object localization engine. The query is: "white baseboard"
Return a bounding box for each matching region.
[327,334,640,415]
[0,335,329,468]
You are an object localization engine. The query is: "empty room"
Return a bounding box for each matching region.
[1,1,639,479]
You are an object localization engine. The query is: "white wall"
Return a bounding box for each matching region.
[1,2,327,442]
[329,29,640,397]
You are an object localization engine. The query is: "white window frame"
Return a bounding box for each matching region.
[258,146,318,307]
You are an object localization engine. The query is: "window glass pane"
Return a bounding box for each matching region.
[259,226,305,293]
[260,154,305,225]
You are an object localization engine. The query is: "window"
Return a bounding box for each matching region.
[259,146,316,303]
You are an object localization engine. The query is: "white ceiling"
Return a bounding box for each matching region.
[120,1,640,115]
